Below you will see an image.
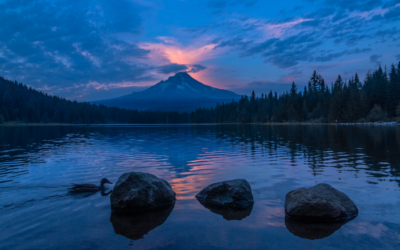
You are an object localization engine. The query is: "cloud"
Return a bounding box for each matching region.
[214,37,252,51]
[155,63,207,75]
[370,54,383,65]
[139,41,219,65]
[156,36,178,44]
[241,38,279,57]
[189,64,207,73]
[202,0,397,70]
[157,63,188,74]
[1,0,398,100]
[384,4,400,20]
[332,12,347,22]
[313,48,371,62]
[253,33,323,68]
[382,0,400,8]
[0,0,153,100]
[235,29,372,69]
[206,0,258,14]
[323,0,383,12]
[229,80,293,95]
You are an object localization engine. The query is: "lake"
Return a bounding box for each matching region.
[1,124,400,249]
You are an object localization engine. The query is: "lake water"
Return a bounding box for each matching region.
[1,125,400,249]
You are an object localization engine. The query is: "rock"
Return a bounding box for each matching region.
[110,203,174,240]
[195,179,254,210]
[285,183,358,222]
[110,172,176,213]
[199,201,253,220]
[285,216,350,240]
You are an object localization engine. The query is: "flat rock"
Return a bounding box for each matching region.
[110,172,176,213]
[285,183,358,222]
[195,179,254,210]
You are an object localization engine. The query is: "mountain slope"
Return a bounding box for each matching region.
[95,72,241,112]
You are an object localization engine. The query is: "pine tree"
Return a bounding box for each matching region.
[375,66,388,109]
[42,113,50,123]
[367,104,386,122]
[309,70,319,92]
[1,105,9,121]
[320,78,326,93]
[328,75,345,122]
[397,103,400,122]
[290,82,298,97]
[354,73,361,89]
[3,91,14,120]
[345,76,361,121]
[386,64,400,117]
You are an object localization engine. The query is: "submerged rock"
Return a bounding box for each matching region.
[199,201,253,220]
[285,183,358,222]
[110,203,174,240]
[195,179,254,210]
[110,172,176,213]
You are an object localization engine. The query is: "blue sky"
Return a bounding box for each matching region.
[0,0,399,101]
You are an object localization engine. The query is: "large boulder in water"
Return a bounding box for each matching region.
[285,183,358,222]
[195,179,254,210]
[110,172,176,213]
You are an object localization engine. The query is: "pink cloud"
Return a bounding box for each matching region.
[350,7,390,20]
[138,37,234,89]
[140,41,219,65]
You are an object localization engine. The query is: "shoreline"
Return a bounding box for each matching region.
[0,121,398,126]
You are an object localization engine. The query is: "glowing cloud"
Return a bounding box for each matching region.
[140,42,219,65]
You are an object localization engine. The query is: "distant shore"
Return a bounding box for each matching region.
[0,121,399,126]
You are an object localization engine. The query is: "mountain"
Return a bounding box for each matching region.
[95,72,241,112]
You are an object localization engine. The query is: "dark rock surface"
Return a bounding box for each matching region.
[110,203,174,240]
[285,216,350,240]
[110,172,176,213]
[285,183,358,222]
[285,216,348,240]
[199,201,253,220]
[195,179,254,210]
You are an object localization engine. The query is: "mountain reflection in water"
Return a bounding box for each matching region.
[0,125,400,249]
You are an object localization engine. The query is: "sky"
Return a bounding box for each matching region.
[0,0,400,101]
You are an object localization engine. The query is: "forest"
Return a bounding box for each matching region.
[214,62,400,123]
[0,62,399,124]
[0,76,196,124]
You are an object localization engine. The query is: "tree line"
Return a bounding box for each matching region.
[0,62,399,124]
[0,76,201,124]
[214,62,400,123]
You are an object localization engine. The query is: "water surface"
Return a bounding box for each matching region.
[1,125,400,249]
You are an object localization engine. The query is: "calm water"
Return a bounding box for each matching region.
[1,125,400,249]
